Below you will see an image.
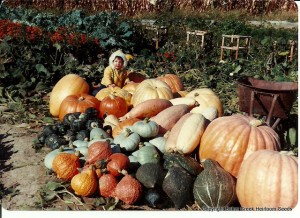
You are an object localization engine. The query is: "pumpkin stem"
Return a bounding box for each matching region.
[138,142,144,148]
[194,93,199,97]
[144,117,150,123]
[194,101,200,107]
[124,128,132,137]
[58,146,65,152]
[109,94,116,99]
[249,119,263,127]
[78,96,85,101]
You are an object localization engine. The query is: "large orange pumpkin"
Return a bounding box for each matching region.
[95,86,132,107]
[58,93,100,121]
[49,74,89,117]
[157,74,184,93]
[99,94,128,118]
[131,79,173,107]
[186,88,223,117]
[236,150,298,209]
[199,114,281,178]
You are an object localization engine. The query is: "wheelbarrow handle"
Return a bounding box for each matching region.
[249,90,281,129]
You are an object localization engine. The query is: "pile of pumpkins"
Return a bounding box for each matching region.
[39,73,297,210]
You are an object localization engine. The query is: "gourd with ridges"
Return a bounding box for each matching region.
[199,114,281,178]
[236,150,298,209]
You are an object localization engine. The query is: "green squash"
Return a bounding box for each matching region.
[193,159,237,209]
[114,129,140,152]
[132,118,159,138]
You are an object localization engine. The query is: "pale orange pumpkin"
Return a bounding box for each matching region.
[99,94,128,118]
[236,150,298,209]
[157,74,184,93]
[49,74,89,117]
[199,114,281,178]
[58,93,100,121]
[186,88,223,117]
[71,165,98,197]
[95,86,132,107]
[131,79,173,107]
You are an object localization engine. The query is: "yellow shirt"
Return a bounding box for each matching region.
[101,66,130,88]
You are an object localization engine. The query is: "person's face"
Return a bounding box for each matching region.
[113,58,124,70]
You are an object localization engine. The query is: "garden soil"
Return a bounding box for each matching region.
[0,123,183,212]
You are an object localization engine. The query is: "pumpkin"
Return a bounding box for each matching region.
[132,118,159,138]
[52,151,81,181]
[199,114,281,178]
[58,94,100,121]
[114,174,143,205]
[132,144,161,165]
[44,146,75,170]
[173,90,188,98]
[99,94,128,119]
[236,150,298,209]
[150,104,190,134]
[86,141,112,164]
[120,99,172,121]
[95,86,132,107]
[193,159,237,209]
[107,153,130,177]
[131,79,173,107]
[99,174,118,198]
[157,74,184,93]
[165,113,206,154]
[186,88,223,117]
[50,74,89,117]
[114,129,141,151]
[71,165,98,197]
[112,117,140,138]
[122,82,139,95]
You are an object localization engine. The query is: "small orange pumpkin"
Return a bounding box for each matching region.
[71,165,99,197]
[52,151,81,181]
[95,86,132,107]
[157,74,184,93]
[99,94,128,119]
[58,93,100,121]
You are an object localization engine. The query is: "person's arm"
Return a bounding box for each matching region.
[101,67,113,87]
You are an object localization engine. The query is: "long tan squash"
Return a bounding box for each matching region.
[150,104,189,134]
[169,97,198,109]
[49,74,89,117]
[165,113,206,154]
[119,99,172,121]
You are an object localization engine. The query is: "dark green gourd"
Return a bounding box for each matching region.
[162,166,194,209]
[193,159,237,209]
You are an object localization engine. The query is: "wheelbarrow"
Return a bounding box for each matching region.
[237,76,298,129]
